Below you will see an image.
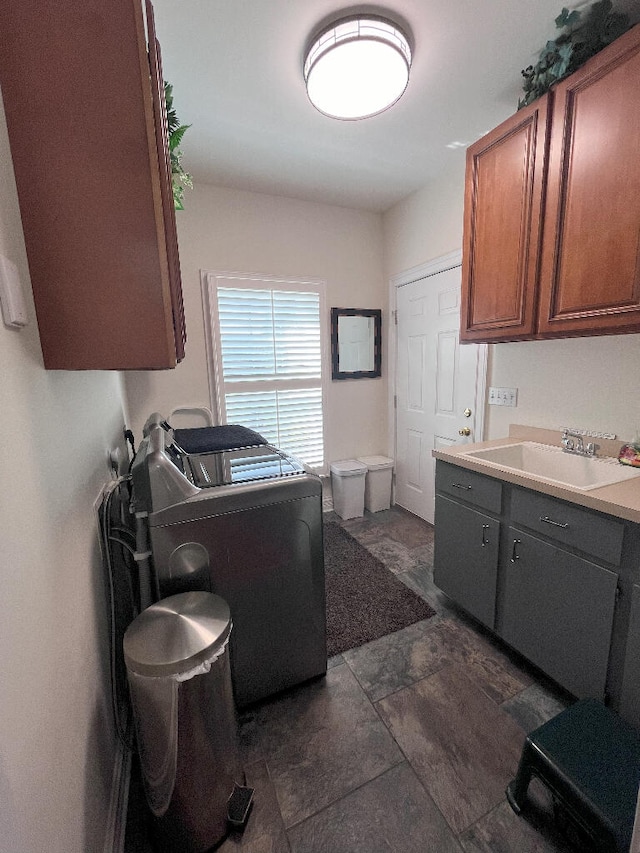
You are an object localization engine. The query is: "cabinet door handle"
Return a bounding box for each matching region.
[452,483,472,490]
[511,539,521,562]
[540,515,569,529]
[481,524,490,547]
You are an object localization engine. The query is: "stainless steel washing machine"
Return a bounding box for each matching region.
[130,418,326,707]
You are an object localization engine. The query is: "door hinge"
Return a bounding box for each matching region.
[393,309,398,326]
[394,394,397,409]
[616,584,623,602]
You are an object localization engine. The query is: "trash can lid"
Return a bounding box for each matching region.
[357,455,394,471]
[330,459,368,476]
[123,591,232,677]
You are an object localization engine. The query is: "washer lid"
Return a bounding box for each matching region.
[123,592,231,677]
[188,445,305,488]
[330,459,368,476]
[357,455,394,470]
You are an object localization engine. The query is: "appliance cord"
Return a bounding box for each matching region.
[98,477,139,750]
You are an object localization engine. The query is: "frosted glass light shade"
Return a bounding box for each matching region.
[304,16,412,120]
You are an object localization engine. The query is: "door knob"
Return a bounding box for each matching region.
[458,427,471,437]
[463,408,472,417]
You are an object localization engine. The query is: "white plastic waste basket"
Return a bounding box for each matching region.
[357,455,394,512]
[329,459,367,519]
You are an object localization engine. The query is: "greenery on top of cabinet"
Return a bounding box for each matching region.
[165,82,193,209]
[518,0,631,108]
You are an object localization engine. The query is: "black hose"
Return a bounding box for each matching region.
[98,479,139,750]
[124,429,137,475]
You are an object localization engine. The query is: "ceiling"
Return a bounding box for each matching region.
[152,0,638,213]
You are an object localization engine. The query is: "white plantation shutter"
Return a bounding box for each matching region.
[217,288,321,381]
[225,388,324,465]
[210,279,326,468]
[217,289,276,379]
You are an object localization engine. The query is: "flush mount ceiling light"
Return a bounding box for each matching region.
[303,15,412,120]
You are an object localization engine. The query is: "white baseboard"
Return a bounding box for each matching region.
[103,739,132,853]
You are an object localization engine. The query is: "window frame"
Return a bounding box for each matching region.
[201,270,329,473]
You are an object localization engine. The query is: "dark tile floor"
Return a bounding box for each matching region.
[126,504,578,853]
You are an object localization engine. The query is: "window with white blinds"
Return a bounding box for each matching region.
[206,276,326,469]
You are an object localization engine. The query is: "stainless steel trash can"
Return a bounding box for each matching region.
[123,591,243,852]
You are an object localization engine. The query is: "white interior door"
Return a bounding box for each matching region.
[395,262,486,523]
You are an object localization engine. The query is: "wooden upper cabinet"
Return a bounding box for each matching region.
[460,95,549,342]
[0,0,186,369]
[461,24,640,344]
[538,25,640,338]
[146,0,186,363]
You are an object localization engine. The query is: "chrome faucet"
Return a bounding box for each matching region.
[561,429,599,457]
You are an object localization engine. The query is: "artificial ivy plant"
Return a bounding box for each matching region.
[518,0,631,109]
[165,82,193,209]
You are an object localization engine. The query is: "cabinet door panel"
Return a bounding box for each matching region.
[460,95,549,342]
[501,529,617,698]
[538,26,640,337]
[434,496,499,627]
[619,583,640,729]
[0,0,184,369]
[146,0,186,361]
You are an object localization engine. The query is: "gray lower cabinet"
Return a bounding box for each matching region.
[501,528,618,699]
[434,495,499,628]
[433,459,640,715]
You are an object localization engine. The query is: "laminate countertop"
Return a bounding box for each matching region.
[432,424,640,524]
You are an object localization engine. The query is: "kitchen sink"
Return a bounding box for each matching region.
[462,441,640,491]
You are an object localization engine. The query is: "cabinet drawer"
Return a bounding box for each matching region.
[511,488,624,565]
[436,462,502,513]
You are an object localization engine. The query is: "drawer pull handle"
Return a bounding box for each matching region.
[511,539,521,562]
[452,483,472,490]
[540,515,569,529]
[481,524,490,547]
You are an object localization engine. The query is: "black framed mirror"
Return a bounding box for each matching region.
[330,308,382,380]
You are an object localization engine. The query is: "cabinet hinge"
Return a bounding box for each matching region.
[616,584,622,602]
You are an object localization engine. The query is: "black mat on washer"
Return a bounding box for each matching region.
[173,424,267,453]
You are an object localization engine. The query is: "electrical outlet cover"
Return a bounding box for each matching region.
[0,254,28,327]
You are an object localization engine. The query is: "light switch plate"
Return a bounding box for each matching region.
[488,386,518,407]
[0,254,28,327]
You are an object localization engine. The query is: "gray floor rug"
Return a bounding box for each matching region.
[324,522,436,657]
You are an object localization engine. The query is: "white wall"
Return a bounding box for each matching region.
[383,157,640,444]
[485,335,640,441]
[383,159,467,275]
[124,183,389,465]
[0,93,124,853]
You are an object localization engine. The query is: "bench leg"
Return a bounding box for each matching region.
[506,741,535,815]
